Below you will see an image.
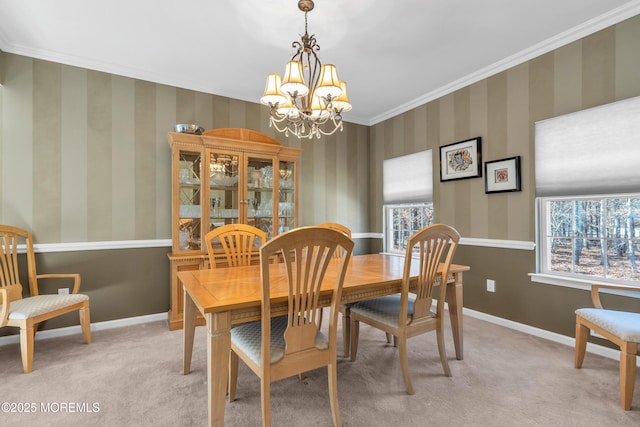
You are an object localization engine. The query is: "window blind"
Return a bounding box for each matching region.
[534,95,640,197]
[383,149,432,204]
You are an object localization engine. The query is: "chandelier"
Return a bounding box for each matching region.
[260,0,351,139]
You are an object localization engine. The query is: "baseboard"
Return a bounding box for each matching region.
[0,312,168,346]
[462,307,640,367]
[1,309,635,367]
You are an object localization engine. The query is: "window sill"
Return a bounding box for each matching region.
[379,251,404,257]
[530,273,640,297]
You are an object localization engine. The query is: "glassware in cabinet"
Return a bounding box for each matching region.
[178,150,202,251]
[247,156,275,239]
[208,151,240,231]
[278,159,296,235]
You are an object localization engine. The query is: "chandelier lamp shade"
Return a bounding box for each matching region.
[260,0,351,139]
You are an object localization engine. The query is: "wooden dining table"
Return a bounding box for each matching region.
[179,253,470,427]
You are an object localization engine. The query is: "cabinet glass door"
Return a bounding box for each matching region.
[278,160,295,235]
[247,156,275,239]
[209,151,240,232]
[178,150,202,251]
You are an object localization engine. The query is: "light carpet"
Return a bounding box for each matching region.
[1,313,639,426]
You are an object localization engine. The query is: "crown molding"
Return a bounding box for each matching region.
[369,1,640,125]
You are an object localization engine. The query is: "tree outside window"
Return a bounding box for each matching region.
[542,195,640,283]
[384,203,434,254]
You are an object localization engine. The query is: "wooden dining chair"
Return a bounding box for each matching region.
[349,223,460,394]
[203,223,266,269]
[318,222,355,357]
[574,284,640,410]
[318,223,351,259]
[0,225,91,373]
[228,226,354,426]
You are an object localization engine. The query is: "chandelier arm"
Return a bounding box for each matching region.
[268,117,291,134]
[313,120,342,137]
[261,0,348,140]
[269,110,302,125]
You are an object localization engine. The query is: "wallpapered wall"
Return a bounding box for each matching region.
[0,53,370,243]
[369,15,640,243]
[366,15,640,339]
[1,17,639,245]
[1,15,639,337]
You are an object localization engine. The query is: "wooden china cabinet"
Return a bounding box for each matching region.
[166,128,301,330]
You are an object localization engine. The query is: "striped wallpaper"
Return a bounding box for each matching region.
[1,14,639,246]
[370,15,640,242]
[0,54,369,244]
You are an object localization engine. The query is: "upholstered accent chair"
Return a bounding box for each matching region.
[228,226,354,426]
[349,223,460,394]
[0,225,91,373]
[574,284,640,410]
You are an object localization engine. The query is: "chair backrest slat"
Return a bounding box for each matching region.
[1,233,18,287]
[318,222,352,260]
[204,224,266,269]
[260,226,354,360]
[403,224,460,320]
[0,225,35,301]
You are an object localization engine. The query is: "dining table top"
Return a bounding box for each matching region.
[178,253,470,315]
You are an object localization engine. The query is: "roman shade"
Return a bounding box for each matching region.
[534,96,640,197]
[383,150,433,204]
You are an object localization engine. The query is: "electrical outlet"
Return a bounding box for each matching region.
[58,288,70,295]
[486,279,496,293]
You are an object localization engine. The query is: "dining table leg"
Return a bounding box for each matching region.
[342,305,351,358]
[183,289,197,374]
[207,311,232,427]
[446,272,464,360]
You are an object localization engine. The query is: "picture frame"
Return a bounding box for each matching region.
[484,156,521,194]
[439,137,482,182]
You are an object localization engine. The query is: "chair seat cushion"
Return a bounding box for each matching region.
[350,295,416,328]
[6,294,89,320]
[576,308,640,343]
[231,316,328,366]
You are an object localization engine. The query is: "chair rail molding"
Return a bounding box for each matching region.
[16,239,173,254]
[17,236,535,254]
[459,237,535,251]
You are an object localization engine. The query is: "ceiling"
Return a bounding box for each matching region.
[1,0,639,126]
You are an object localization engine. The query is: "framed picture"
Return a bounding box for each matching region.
[439,137,482,182]
[484,156,521,194]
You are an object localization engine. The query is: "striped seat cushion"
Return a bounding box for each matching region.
[5,294,89,320]
[350,295,417,328]
[231,316,328,366]
[576,308,640,343]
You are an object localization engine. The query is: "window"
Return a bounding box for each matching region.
[382,150,433,254]
[384,203,434,254]
[535,96,640,287]
[539,195,640,283]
